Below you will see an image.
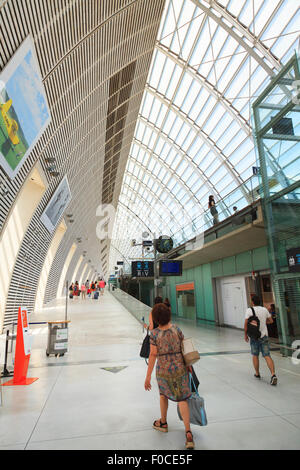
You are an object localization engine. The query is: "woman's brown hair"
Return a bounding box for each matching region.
[152,303,171,326]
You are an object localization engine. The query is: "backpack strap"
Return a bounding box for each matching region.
[250,306,258,319]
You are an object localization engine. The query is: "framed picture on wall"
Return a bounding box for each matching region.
[0,36,51,179]
[40,176,72,233]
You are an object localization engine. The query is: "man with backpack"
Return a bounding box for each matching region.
[244,295,278,386]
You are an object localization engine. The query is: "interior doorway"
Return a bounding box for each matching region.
[219,276,248,329]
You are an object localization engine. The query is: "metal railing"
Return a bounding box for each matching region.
[170,174,261,248]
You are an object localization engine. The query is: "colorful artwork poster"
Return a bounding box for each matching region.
[40,176,72,233]
[0,36,51,179]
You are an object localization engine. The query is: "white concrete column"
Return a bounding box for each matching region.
[0,165,47,331]
[35,220,67,310]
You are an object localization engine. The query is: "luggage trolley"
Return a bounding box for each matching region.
[46,321,70,357]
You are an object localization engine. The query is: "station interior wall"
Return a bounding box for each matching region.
[162,245,270,324]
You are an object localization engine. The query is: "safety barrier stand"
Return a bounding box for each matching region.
[3,307,38,386]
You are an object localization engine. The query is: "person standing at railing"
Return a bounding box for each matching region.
[208,195,219,225]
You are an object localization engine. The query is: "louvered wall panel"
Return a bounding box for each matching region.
[0,0,165,329]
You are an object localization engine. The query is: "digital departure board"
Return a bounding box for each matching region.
[159,260,182,276]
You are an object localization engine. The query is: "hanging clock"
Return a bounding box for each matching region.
[155,236,173,254]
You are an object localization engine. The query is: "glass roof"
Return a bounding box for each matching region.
[109,0,300,274]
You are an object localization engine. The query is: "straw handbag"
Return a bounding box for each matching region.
[181,337,200,366]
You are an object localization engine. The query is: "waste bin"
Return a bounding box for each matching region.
[46,321,70,357]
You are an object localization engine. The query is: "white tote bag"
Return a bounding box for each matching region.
[181,337,200,366]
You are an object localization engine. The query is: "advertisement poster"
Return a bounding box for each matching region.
[40,175,72,233]
[0,36,51,179]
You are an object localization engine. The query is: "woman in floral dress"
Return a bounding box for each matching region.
[144,303,194,449]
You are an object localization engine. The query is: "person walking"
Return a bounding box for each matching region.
[81,282,86,299]
[144,303,194,449]
[73,281,79,299]
[244,295,278,385]
[69,283,74,299]
[208,195,219,225]
[99,279,105,295]
[90,280,96,295]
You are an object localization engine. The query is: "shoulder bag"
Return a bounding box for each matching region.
[181,337,200,366]
[140,329,150,363]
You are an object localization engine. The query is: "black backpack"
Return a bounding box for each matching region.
[247,307,261,340]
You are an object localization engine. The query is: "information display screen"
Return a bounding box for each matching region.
[159,260,182,276]
[131,261,154,278]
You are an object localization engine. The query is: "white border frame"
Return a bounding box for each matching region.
[40,175,72,233]
[0,36,51,179]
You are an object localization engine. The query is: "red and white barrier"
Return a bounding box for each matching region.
[3,307,38,386]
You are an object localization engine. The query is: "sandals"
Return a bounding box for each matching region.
[185,430,195,449]
[153,419,168,433]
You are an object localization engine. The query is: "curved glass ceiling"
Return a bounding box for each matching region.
[109,0,300,274]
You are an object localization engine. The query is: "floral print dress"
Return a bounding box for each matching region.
[150,324,191,402]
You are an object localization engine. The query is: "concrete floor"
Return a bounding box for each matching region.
[1,291,300,450]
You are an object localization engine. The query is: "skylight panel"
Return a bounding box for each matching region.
[176,159,188,176]
[181,79,201,114]
[238,0,254,28]
[148,97,163,124]
[211,113,232,142]
[188,135,202,159]
[136,121,146,142]
[252,0,273,36]
[226,0,245,17]
[225,58,251,101]
[149,50,166,89]
[169,116,184,141]
[205,158,221,178]
[174,122,191,147]
[271,33,299,59]
[214,176,235,195]
[203,104,226,135]
[141,92,154,117]
[157,58,176,95]
[262,1,299,41]
[228,140,254,165]
[162,109,177,135]
[173,72,193,108]
[196,95,217,127]
[189,18,211,67]
[223,128,246,156]
[217,48,246,92]
[212,26,228,60]
[188,86,209,121]
[181,127,196,152]
[154,136,165,155]
[181,10,205,61]
[164,63,183,100]
[192,143,210,166]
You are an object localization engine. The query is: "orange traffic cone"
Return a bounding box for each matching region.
[3,307,38,386]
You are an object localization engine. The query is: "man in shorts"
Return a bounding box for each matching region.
[244,295,278,385]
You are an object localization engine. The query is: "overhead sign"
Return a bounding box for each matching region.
[142,240,153,247]
[131,261,154,278]
[117,261,124,265]
[287,247,300,273]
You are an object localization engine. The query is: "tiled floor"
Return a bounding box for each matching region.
[1,291,300,450]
